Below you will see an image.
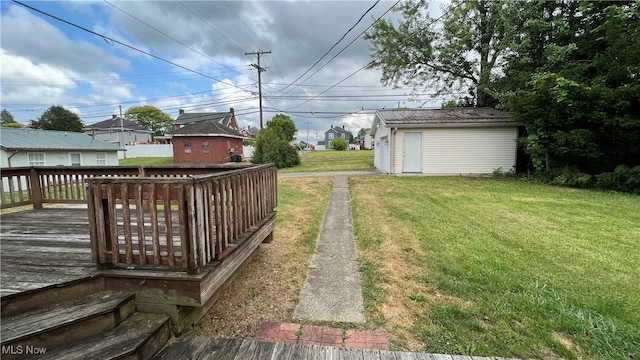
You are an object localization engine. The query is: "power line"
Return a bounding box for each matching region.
[103,0,253,82]
[277,0,381,94]
[11,0,247,92]
[291,0,466,110]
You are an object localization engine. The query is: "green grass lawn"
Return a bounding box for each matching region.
[351,177,639,359]
[278,150,374,173]
[118,157,173,166]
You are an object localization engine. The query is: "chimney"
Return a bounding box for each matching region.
[342,125,345,129]
[229,107,234,114]
[112,115,117,119]
[179,109,184,115]
[331,125,333,128]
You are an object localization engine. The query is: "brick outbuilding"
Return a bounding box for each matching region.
[169,119,246,164]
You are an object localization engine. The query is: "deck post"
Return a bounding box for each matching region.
[29,168,43,209]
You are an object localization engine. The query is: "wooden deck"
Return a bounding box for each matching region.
[0,208,97,297]
[156,336,514,360]
[0,205,276,333]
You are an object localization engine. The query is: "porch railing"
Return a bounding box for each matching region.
[1,165,249,209]
[85,165,277,274]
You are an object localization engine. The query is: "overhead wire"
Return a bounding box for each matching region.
[288,0,467,110]
[11,0,248,92]
[276,0,381,94]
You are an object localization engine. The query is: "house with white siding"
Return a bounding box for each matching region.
[370,108,521,175]
[1,128,121,168]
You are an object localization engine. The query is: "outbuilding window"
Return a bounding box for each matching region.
[202,141,209,153]
[28,152,45,166]
[184,141,192,154]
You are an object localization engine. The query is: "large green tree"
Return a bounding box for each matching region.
[124,105,174,137]
[31,105,83,132]
[251,114,300,168]
[1,108,17,125]
[501,1,640,174]
[365,0,517,106]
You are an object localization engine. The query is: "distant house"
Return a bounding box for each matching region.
[83,115,153,146]
[240,126,260,139]
[169,119,246,164]
[174,108,240,131]
[316,141,326,151]
[324,125,352,148]
[1,128,121,167]
[371,108,521,175]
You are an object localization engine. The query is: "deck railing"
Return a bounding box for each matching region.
[85,165,277,274]
[1,165,249,209]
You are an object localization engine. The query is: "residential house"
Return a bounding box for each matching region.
[316,141,326,151]
[174,108,240,131]
[83,115,154,146]
[1,128,121,168]
[371,108,521,175]
[169,119,246,164]
[324,125,352,149]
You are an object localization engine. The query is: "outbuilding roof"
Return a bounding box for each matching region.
[84,116,152,132]
[371,108,519,136]
[169,119,246,139]
[175,112,233,127]
[0,128,122,151]
[376,107,515,125]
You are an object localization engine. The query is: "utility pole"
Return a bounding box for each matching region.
[245,50,271,129]
[119,104,126,158]
[304,121,311,149]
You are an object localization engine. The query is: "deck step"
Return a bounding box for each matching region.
[0,291,135,350]
[39,313,171,360]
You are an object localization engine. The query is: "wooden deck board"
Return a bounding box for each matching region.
[0,208,98,297]
[156,337,507,360]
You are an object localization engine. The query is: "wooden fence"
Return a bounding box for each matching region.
[85,165,277,274]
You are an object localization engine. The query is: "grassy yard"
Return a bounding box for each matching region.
[278,150,374,173]
[351,177,639,359]
[118,157,173,166]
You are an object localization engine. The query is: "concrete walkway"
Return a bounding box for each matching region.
[278,170,381,179]
[293,175,365,323]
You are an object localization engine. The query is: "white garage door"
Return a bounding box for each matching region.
[379,136,389,172]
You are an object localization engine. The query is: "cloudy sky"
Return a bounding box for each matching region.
[1,0,444,144]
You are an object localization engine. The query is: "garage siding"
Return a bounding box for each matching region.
[373,125,390,171]
[419,127,518,174]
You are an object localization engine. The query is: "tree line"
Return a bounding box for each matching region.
[366,0,639,192]
[1,105,174,138]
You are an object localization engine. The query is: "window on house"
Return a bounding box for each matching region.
[184,141,192,154]
[28,152,45,166]
[328,133,334,139]
[70,153,81,166]
[96,153,107,166]
[202,141,209,153]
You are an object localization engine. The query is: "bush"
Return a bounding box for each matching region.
[595,165,640,194]
[251,129,300,168]
[330,137,348,151]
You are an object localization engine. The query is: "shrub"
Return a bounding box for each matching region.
[596,165,640,194]
[331,137,348,151]
[251,129,300,168]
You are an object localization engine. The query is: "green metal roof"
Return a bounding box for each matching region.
[0,128,122,151]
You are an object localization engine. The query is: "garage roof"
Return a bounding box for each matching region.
[376,107,516,125]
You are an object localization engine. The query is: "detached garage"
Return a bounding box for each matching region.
[371,108,521,175]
